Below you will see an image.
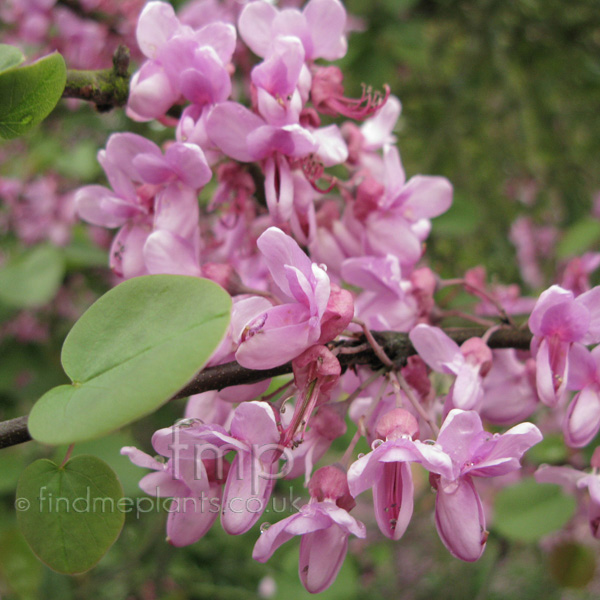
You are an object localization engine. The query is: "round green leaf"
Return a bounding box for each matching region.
[0,51,66,139]
[548,541,596,588]
[28,275,231,445]
[0,244,65,308]
[0,44,25,73]
[16,455,124,574]
[492,479,576,543]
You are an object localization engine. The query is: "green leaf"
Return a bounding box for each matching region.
[16,455,125,574]
[525,433,569,465]
[557,219,600,258]
[28,275,231,445]
[0,244,65,308]
[492,479,576,543]
[0,51,66,139]
[0,44,25,73]
[548,541,596,588]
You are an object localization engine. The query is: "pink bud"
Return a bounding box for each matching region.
[375,408,420,441]
[309,465,355,511]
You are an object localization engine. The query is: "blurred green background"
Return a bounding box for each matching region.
[2,0,600,598]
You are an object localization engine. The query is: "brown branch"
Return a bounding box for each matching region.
[62,45,130,112]
[0,327,533,450]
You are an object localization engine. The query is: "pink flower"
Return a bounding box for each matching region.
[121,421,228,547]
[480,349,539,425]
[192,401,284,536]
[348,409,451,540]
[238,0,347,62]
[253,465,366,594]
[127,1,236,121]
[430,410,542,561]
[563,344,600,447]
[535,449,600,539]
[529,284,600,406]
[75,133,211,278]
[232,227,353,369]
[409,324,492,410]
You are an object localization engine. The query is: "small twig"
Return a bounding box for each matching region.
[440,278,516,328]
[352,318,394,368]
[391,371,439,436]
[439,309,497,328]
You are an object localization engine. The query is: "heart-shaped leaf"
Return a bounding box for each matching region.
[0,51,66,139]
[0,244,65,308]
[16,455,124,574]
[28,275,231,445]
[0,44,24,73]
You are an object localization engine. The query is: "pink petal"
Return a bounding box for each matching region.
[313,124,348,167]
[299,524,348,593]
[535,337,568,407]
[467,422,543,477]
[126,62,178,122]
[452,363,483,410]
[264,154,294,221]
[257,226,314,298]
[179,47,232,105]
[436,409,483,472]
[247,124,316,159]
[230,296,274,344]
[252,512,304,562]
[435,476,486,562]
[567,343,596,390]
[382,145,406,193]
[153,184,200,239]
[535,464,586,489]
[194,22,237,64]
[361,96,401,150]
[136,1,180,59]
[221,452,275,535]
[564,386,600,448]
[230,401,279,446]
[364,215,422,266]
[103,133,161,185]
[75,185,134,227]
[303,0,347,60]
[577,286,600,344]
[143,230,201,276]
[139,470,188,497]
[373,461,413,540]
[166,484,221,546]
[110,223,151,279]
[165,143,212,189]
[121,446,164,470]
[205,102,264,162]
[252,35,305,97]
[234,304,318,369]
[238,1,277,57]
[409,324,462,374]
[399,175,453,220]
[528,285,574,336]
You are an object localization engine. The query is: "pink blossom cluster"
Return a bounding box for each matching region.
[0,0,145,69]
[0,175,76,247]
[60,0,600,593]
